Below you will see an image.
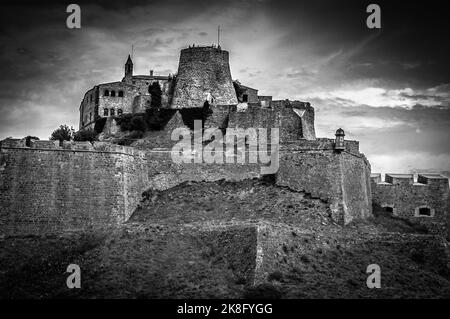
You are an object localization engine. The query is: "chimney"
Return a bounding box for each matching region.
[150,70,154,77]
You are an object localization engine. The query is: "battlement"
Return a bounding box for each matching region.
[371,172,449,238]
[0,138,145,157]
[370,173,449,188]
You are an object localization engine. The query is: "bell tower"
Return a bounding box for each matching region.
[124,55,133,81]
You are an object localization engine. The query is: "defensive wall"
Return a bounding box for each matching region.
[371,173,449,237]
[0,139,147,235]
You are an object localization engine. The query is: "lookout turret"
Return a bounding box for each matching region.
[171,46,238,108]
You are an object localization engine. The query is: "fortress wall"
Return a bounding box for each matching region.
[171,47,238,108]
[227,104,316,141]
[0,141,147,235]
[276,148,372,224]
[371,174,449,237]
[143,150,262,191]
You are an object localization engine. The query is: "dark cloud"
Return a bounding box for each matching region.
[0,0,449,173]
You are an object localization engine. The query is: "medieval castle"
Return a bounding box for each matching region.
[0,45,449,239]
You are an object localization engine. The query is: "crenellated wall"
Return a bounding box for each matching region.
[371,173,449,238]
[0,139,148,235]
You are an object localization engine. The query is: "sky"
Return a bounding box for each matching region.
[0,0,449,175]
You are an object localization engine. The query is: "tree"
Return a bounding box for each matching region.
[148,81,162,108]
[50,125,74,142]
[74,129,97,142]
[24,135,39,147]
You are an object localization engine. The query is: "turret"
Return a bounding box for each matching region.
[124,55,133,81]
[171,46,238,108]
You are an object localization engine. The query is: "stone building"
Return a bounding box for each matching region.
[371,173,450,236]
[1,44,448,238]
[79,55,173,130]
[79,45,275,130]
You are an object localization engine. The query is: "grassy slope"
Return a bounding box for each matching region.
[1,180,449,298]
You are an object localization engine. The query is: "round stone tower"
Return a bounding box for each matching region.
[171,46,238,108]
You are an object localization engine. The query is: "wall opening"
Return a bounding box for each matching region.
[111,90,116,97]
[118,91,124,97]
[104,90,109,96]
[418,207,431,216]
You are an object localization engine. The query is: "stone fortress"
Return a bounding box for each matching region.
[0,45,449,239]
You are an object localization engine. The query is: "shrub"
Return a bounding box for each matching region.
[116,130,144,146]
[50,125,74,142]
[24,136,39,147]
[145,108,176,130]
[130,115,147,132]
[115,114,147,132]
[74,129,98,142]
[148,82,162,108]
[94,117,107,134]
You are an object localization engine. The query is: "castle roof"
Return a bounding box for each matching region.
[132,75,169,81]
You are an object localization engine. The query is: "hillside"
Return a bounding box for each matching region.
[0,179,449,299]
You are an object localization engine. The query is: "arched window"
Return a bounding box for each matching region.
[104,90,109,96]
[110,108,115,116]
[104,108,109,116]
[117,109,123,116]
[111,90,116,97]
[118,91,124,97]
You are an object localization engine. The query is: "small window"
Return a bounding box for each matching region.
[418,207,431,216]
[118,91,124,97]
[111,90,116,97]
[243,94,248,102]
[117,109,123,116]
[104,108,109,116]
[110,108,115,116]
[384,207,393,213]
[104,90,109,96]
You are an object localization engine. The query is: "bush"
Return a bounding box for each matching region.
[94,117,107,134]
[130,115,147,132]
[116,130,144,146]
[115,114,147,132]
[145,108,176,130]
[74,129,98,142]
[50,125,74,142]
[24,136,39,147]
[148,82,162,108]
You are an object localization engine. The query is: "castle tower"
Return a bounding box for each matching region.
[171,46,238,108]
[124,55,133,81]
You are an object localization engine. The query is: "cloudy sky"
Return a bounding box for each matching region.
[1,0,449,175]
